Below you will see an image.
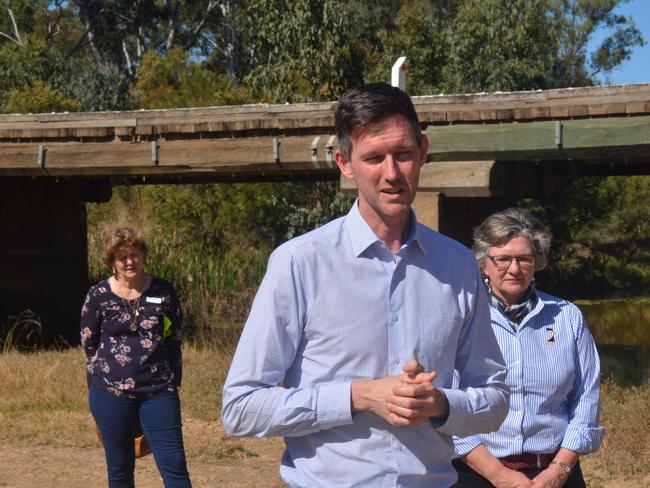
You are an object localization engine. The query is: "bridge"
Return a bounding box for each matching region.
[1,83,649,341]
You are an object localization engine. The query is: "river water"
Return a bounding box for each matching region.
[576,298,650,385]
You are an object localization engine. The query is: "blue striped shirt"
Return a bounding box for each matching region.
[222,202,509,488]
[454,291,605,458]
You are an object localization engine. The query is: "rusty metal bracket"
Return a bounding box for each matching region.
[325,135,336,168]
[151,139,159,165]
[311,136,321,168]
[37,145,46,167]
[273,138,282,168]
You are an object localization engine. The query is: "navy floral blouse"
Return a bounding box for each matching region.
[80,276,183,398]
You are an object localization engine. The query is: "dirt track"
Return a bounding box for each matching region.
[1,439,646,488]
[0,435,285,488]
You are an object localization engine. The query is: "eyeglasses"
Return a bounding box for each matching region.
[488,254,536,271]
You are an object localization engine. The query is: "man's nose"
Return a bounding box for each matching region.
[383,155,400,180]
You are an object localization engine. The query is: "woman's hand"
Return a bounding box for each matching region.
[492,467,534,488]
[531,465,569,488]
[462,445,533,488]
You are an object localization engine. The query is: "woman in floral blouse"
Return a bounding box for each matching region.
[81,227,192,488]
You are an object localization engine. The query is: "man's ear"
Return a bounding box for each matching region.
[419,134,429,167]
[335,149,354,179]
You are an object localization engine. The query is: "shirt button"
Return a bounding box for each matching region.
[393,357,400,365]
[392,315,398,323]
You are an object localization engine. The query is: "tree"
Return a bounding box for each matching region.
[548,0,645,87]
[244,0,364,102]
[443,0,555,92]
[369,0,644,94]
[4,79,78,113]
[0,36,68,110]
[530,176,650,297]
[366,0,456,93]
[132,47,251,109]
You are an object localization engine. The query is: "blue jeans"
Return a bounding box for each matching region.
[89,388,192,488]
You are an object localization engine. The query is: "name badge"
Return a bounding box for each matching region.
[146,296,163,304]
[545,327,556,345]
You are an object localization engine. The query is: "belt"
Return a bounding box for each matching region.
[498,452,557,470]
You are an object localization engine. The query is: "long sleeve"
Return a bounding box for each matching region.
[438,270,509,438]
[164,286,183,387]
[80,288,101,360]
[561,307,605,453]
[220,246,353,438]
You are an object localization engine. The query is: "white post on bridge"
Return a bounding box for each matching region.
[391,56,408,90]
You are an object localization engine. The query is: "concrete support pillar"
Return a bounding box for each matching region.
[0,178,110,346]
[413,191,515,247]
[411,191,442,230]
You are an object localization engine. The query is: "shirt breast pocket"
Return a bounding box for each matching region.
[416,317,462,375]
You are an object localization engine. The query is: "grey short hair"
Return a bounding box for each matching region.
[472,208,552,271]
[335,82,422,160]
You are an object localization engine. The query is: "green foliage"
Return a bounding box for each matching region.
[0,36,68,109]
[444,0,555,92]
[133,47,252,109]
[62,62,131,112]
[548,0,645,87]
[529,176,650,297]
[4,80,79,113]
[0,0,42,44]
[245,0,364,102]
[366,1,452,94]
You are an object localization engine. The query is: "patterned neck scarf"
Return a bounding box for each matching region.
[487,282,538,329]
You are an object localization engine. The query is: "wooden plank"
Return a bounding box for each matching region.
[1,83,649,141]
[418,111,446,123]
[514,106,551,119]
[425,115,650,162]
[589,103,627,116]
[0,133,339,177]
[549,106,570,118]
[626,101,650,114]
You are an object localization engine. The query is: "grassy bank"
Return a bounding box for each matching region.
[1,346,648,486]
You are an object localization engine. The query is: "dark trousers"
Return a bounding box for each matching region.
[451,458,587,488]
[89,388,192,488]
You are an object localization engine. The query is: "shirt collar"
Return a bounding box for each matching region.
[344,199,425,257]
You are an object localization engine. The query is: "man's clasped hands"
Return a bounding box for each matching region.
[351,359,450,427]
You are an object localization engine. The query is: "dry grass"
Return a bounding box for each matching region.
[0,346,257,461]
[581,379,650,486]
[1,347,648,485]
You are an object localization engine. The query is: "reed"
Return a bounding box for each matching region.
[0,309,43,353]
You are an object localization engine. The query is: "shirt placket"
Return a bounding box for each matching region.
[385,247,410,475]
[510,327,525,453]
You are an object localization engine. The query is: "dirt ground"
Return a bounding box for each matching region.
[0,431,646,488]
[0,423,286,488]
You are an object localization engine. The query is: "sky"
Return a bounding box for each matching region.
[589,0,650,84]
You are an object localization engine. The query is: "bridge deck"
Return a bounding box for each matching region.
[1,83,649,180]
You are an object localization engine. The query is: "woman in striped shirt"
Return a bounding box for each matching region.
[452,208,604,488]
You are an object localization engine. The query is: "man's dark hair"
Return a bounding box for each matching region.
[335,82,422,159]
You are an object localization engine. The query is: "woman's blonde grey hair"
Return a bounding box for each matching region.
[472,208,552,271]
[102,227,148,268]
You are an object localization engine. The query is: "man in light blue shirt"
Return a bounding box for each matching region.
[221,83,509,487]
